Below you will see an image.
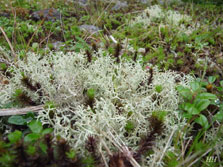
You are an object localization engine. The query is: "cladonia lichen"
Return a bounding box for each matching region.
[0,49,194,165]
[131,5,199,35]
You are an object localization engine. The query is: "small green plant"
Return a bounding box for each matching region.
[0,120,82,167]
[87,88,96,100]
[7,130,22,144]
[125,120,135,133]
[155,85,163,93]
[8,112,35,126]
[24,120,53,143]
[152,110,167,122]
[176,79,222,130]
[0,63,7,71]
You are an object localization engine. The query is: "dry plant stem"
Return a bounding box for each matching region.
[106,130,141,167]
[123,38,129,55]
[99,144,109,167]
[0,27,17,61]
[176,148,212,167]
[100,137,112,156]
[60,13,66,42]
[157,129,176,165]
[187,148,212,167]
[39,32,54,45]
[180,137,193,160]
[12,7,17,46]
[151,147,161,166]
[0,105,44,116]
[93,0,114,26]
[9,0,16,46]
[216,147,223,167]
[152,129,176,167]
[25,18,45,55]
[83,0,114,41]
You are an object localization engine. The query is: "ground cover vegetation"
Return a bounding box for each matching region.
[0,0,223,166]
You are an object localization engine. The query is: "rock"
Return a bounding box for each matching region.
[51,41,65,51]
[138,48,146,54]
[79,25,101,34]
[158,0,165,5]
[30,8,60,21]
[139,0,150,4]
[111,1,128,11]
[0,12,10,17]
[74,0,88,7]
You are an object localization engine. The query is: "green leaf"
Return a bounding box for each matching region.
[220,103,223,112]
[200,81,208,87]
[194,142,206,152]
[166,151,179,167]
[42,128,53,135]
[8,130,22,144]
[24,112,35,119]
[190,82,200,92]
[8,115,33,126]
[74,43,85,52]
[217,86,223,92]
[176,86,192,101]
[220,81,223,87]
[213,111,223,122]
[208,76,216,84]
[39,142,47,154]
[196,93,217,100]
[184,103,199,115]
[28,120,43,134]
[0,153,15,165]
[195,99,210,112]
[182,112,193,119]
[195,114,209,130]
[24,133,40,143]
[8,115,27,125]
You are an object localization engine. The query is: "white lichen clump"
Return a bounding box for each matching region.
[0,50,193,165]
[131,5,198,35]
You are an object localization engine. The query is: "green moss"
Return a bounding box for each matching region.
[216,58,223,65]
[125,120,135,133]
[155,85,163,93]
[0,63,7,71]
[176,59,184,65]
[152,110,167,122]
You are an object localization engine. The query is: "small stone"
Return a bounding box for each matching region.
[74,0,88,7]
[31,8,61,21]
[111,1,128,11]
[79,25,101,34]
[51,41,65,51]
[139,0,149,4]
[138,48,146,54]
[0,12,10,17]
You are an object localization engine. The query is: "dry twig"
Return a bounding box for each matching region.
[0,26,17,60]
[0,105,44,116]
